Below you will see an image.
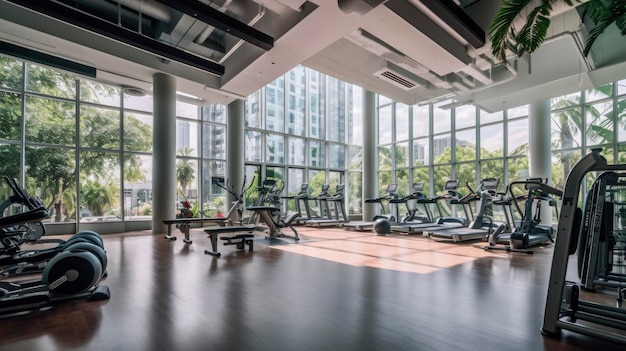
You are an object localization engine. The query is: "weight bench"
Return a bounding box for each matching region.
[163,217,228,244]
[204,225,256,257]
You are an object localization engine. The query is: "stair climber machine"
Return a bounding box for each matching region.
[485,178,562,254]
[541,148,626,345]
[426,178,506,242]
[343,184,398,231]
[0,177,109,315]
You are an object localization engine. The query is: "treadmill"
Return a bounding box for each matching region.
[343,184,398,231]
[391,180,468,235]
[306,184,349,227]
[426,178,504,242]
[486,178,562,252]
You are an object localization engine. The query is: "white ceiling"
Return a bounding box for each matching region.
[1,0,625,112]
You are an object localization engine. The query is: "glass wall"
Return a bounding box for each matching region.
[0,54,227,230]
[243,65,360,216]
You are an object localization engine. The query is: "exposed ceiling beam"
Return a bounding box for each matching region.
[418,0,485,48]
[5,0,226,76]
[153,0,274,51]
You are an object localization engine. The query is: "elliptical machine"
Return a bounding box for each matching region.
[0,176,109,315]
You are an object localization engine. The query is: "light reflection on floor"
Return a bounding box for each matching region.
[270,227,500,274]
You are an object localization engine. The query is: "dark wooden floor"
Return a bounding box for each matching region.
[0,226,624,351]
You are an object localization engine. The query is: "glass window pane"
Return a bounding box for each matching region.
[507,156,529,182]
[123,93,153,113]
[80,105,120,150]
[413,138,429,166]
[433,101,451,134]
[202,103,226,123]
[329,144,345,169]
[309,140,325,167]
[586,83,612,103]
[396,168,409,198]
[413,104,430,138]
[124,111,153,152]
[480,110,503,124]
[395,142,409,168]
[176,120,199,157]
[25,146,76,223]
[80,151,121,222]
[202,160,226,217]
[378,95,391,106]
[433,165,452,195]
[455,163,476,192]
[246,91,262,129]
[395,103,409,141]
[433,133,452,160]
[202,124,225,159]
[551,149,582,191]
[124,154,153,220]
[585,100,614,146]
[349,145,362,171]
[480,160,504,186]
[480,123,504,158]
[175,158,198,215]
[348,172,362,215]
[266,78,284,132]
[618,79,626,96]
[309,70,326,140]
[176,101,199,119]
[288,137,306,166]
[25,96,76,146]
[378,105,392,143]
[328,171,342,188]
[287,66,306,136]
[328,78,345,143]
[0,55,23,90]
[507,105,529,118]
[551,93,581,109]
[455,105,476,129]
[551,109,582,150]
[349,86,361,145]
[266,133,284,164]
[455,129,476,161]
[80,79,120,107]
[0,91,22,140]
[287,168,305,195]
[245,130,262,162]
[378,171,392,197]
[618,98,626,142]
[26,63,75,99]
[413,167,430,196]
[508,118,528,156]
[378,145,392,171]
[0,143,20,179]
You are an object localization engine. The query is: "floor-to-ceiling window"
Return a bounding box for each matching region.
[0,53,228,233]
[243,65,359,216]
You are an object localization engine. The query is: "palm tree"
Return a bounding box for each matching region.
[176,147,196,198]
[489,0,626,64]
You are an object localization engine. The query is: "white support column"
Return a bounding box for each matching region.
[529,99,553,226]
[151,73,177,234]
[227,99,245,223]
[362,90,377,220]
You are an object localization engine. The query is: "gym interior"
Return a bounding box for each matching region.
[1,0,626,350]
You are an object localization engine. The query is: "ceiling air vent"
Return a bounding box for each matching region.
[374,61,422,90]
[122,87,147,97]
